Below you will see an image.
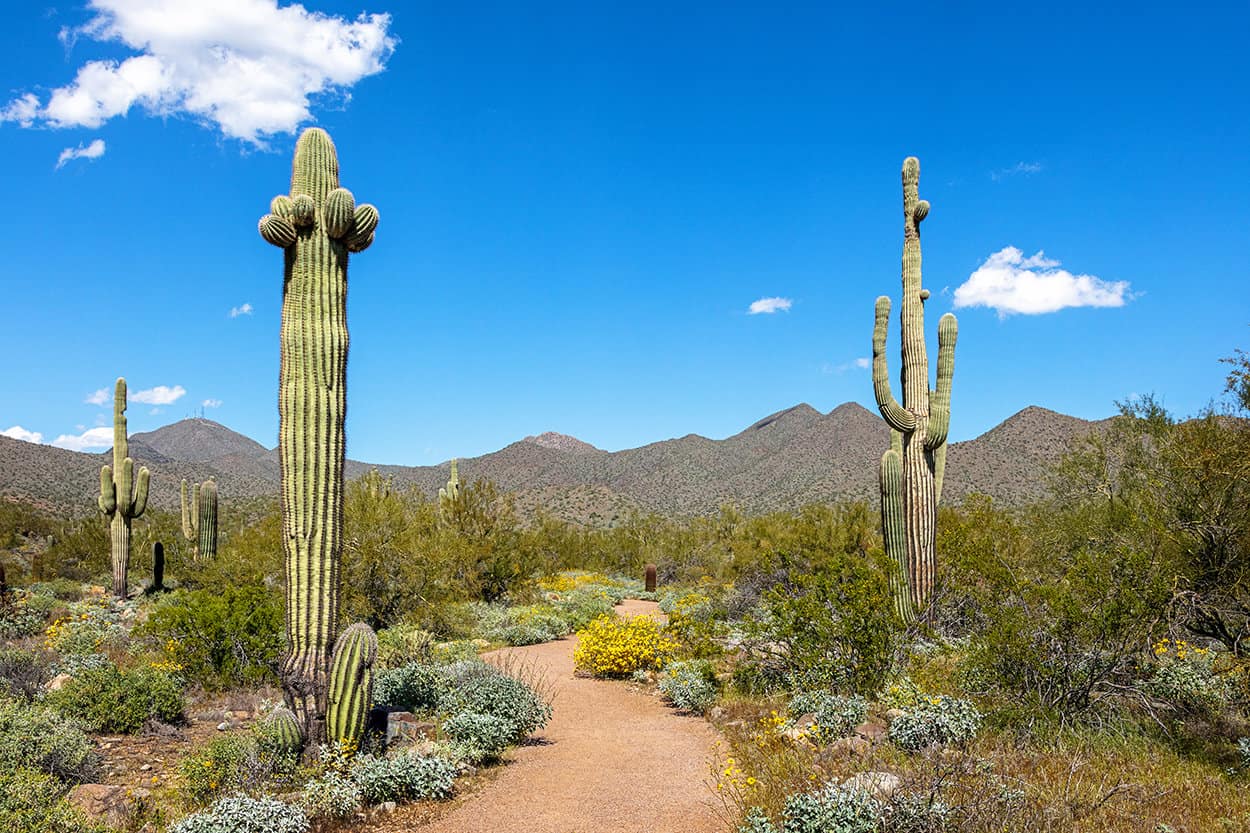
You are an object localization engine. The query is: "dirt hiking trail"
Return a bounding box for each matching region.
[418,599,724,833]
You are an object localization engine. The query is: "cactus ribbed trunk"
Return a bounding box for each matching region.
[98,378,149,600]
[259,128,378,747]
[872,158,957,622]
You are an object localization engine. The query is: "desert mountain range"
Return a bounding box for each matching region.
[0,403,1104,523]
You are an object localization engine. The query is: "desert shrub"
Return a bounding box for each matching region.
[46,662,183,733]
[178,735,250,805]
[51,651,112,678]
[491,603,569,646]
[169,795,308,833]
[136,586,283,689]
[783,691,868,743]
[376,623,434,668]
[0,646,48,699]
[0,698,97,782]
[746,551,897,694]
[573,614,677,677]
[42,599,126,655]
[548,588,616,630]
[744,782,880,833]
[1144,638,1232,716]
[0,588,58,638]
[300,769,362,819]
[659,659,719,714]
[439,660,552,743]
[1239,737,1250,770]
[888,696,981,752]
[412,601,482,640]
[443,711,512,763]
[350,751,457,804]
[373,662,443,712]
[26,579,84,601]
[0,768,108,833]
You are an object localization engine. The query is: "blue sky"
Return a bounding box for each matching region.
[1,1,1247,465]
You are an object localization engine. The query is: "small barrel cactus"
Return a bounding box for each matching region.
[267,706,304,755]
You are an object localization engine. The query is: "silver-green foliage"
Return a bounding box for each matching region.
[350,752,457,804]
[784,691,868,743]
[888,695,981,752]
[170,796,309,833]
[658,659,719,714]
[0,699,98,782]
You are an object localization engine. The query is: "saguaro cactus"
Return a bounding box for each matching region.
[258,127,378,744]
[645,563,657,593]
[438,459,460,518]
[148,542,166,594]
[872,157,957,623]
[181,478,219,560]
[326,622,377,747]
[98,378,150,599]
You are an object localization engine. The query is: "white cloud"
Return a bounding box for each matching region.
[953,247,1131,316]
[149,407,162,415]
[130,384,186,405]
[2,0,397,144]
[52,426,114,451]
[748,297,792,315]
[85,388,109,406]
[202,398,223,408]
[55,138,106,169]
[230,302,253,318]
[827,357,871,374]
[854,357,871,369]
[991,161,1043,182]
[2,426,44,444]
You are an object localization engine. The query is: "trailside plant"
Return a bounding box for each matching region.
[169,795,309,833]
[659,659,719,714]
[872,158,957,624]
[888,695,981,752]
[257,126,379,746]
[573,614,677,677]
[98,378,150,599]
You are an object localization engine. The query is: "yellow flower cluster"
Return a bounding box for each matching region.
[573,614,677,677]
[716,756,757,791]
[1152,637,1210,662]
[539,571,620,592]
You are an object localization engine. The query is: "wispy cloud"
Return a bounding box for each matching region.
[748,297,793,315]
[2,426,43,444]
[85,388,109,406]
[953,246,1132,316]
[51,426,114,451]
[202,398,222,408]
[55,138,105,169]
[823,357,871,374]
[1,0,397,144]
[130,384,186,405]
[991,161,1043,182]
[229,302,253,318]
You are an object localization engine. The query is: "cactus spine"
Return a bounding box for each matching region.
[98,378,150,599]
[326,622,377,747]
[872,157,957,623]
[259,127,378,745]
[438,459,460,518]
[180,478,219,560]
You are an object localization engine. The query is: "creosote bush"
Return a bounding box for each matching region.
[46,661,183,733]
[0,698,98,782]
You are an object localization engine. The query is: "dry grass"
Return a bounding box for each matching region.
[711,699,1250,833]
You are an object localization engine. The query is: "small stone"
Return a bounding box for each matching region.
[884,708,906,722]
[829,736,870,756]
[378,801,397,814]
[139,764,152,772]
[216,722,229,731]
[853,719,888,743]
[46,673,72,692]
[708,706,727,721]
[842,771,902,801]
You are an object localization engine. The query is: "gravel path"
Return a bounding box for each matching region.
[417,599,724,833]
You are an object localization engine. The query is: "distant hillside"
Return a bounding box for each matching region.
[0,403,1109,523]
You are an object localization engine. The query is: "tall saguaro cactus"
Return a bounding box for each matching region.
[258,128,378,745]
[438,458,460,518]
[872,157,957,623]
[98,378,150,599]
[181,478,219,560]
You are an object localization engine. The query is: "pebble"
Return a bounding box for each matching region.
[216,722,229,731]
[139,764,152,772]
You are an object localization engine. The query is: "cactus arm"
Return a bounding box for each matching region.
[323,188,355,238]
[344,204,379,252]
[259,214,297,248]
[872,296,916,433]
[118,457,135,516]
[99,465,116,515]
[926,313,958,450]
[327,622,377,746]
[880,432,912,624]
[934,444,948,506]
[131,466,150,518]
[198,479,218,560]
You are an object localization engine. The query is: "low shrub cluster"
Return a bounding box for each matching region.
[573,614,677,677]
[659,659,719,714]
[0,767,108,833]
[170,795,309,833]
[178,715,300,805]
[0,587,60,639]
[887,696,981,752]
[46,661,183,733]
[783,691,868,743]
[0,698,97,782]
[0,645,48,699]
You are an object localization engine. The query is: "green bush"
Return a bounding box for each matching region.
[376,623,434,669]
[442,711,512,763]
[169,796,308,833]
[373,662,443,712]
[0,647,48,700]
[46,663,183,733]
[0,698,97,782]
[300,770,361,819]
[784,691,868,743]
[438,660,552,743]
[0,589,58,638]
[888,696,981,752]
[137,586,283,689]
[0,768,108,833]
[350,752,458,803]
[177,712,300,806]
[659,659,719,714]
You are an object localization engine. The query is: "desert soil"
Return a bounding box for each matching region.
[408,598,725,833]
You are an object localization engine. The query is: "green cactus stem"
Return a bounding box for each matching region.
[258,127,378,746]
[326,622,377,748]
[268,706,304,754]
[872,157,957,623]
[438,459,461,519]
[180,478,219,560]
[98,378,150,599]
